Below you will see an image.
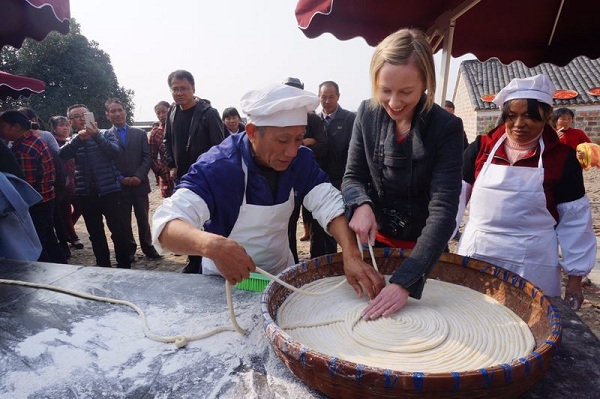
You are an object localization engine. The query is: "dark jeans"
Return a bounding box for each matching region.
[309,214,338,258]
[29,199,68,264]
[182,255,202,274]
[56,191,80,243]
[288,201,302,263]
[118,189,155,256]
[79,191,135,268]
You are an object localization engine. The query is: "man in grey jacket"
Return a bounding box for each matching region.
[106,98,160,260]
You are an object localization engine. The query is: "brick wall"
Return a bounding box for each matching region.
[476,112,501,136]
[572,105,600,143]
[453,75,478,143]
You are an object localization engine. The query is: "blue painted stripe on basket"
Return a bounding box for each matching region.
[461,256,469,267]
[532,351,543,369]
[451,372,460,392]
[356,364,365,384]
[329,357,338,376]
[313,257,320,268]
[531,287,538,299]
[300,261,308,273]
[545,340,558,354]
[519,357,532,375]
[399,248,405,258]
[502,270,510,281]
[299,346,308,364]
[479,368,492,389]
[412,372,424,392]
[511,275,518,286]
[493,266,500,277]
[383,369,399,389]
[326,254,333,264]
[384,247,390,257]
[500,363,513,383]
[551,321,562,328]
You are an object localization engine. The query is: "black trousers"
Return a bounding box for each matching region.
[118,189,155,256]
[79,191,135,268]
[29,198,68,264]
[288,202,338,262]
[308,214,338,258]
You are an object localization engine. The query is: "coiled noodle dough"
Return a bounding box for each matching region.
[277,276,534,373]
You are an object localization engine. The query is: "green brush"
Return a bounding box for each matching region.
[235,272,271,292]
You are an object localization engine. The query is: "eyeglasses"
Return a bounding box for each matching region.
[68,114,85,120]
[170,86,192,94]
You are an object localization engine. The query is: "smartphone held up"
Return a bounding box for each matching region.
[84,112,95,129]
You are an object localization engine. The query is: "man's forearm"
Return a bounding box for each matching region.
[159,219,216,257]
[328,215,361,258]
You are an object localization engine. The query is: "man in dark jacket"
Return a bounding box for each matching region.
[60,104,135,268]
[163,70,228,273]
[106,98,160,261]
[312,81,356,257]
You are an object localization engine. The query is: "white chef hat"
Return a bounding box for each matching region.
[493,74,556,107]
[240,84,319,127]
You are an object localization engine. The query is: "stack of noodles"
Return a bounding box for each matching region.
[277,276,534,373]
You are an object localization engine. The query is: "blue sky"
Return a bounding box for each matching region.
[70,0,474,121]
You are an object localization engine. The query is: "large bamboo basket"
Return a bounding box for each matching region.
[261,248,561,398]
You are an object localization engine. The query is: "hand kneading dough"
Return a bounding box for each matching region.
[277,276,534,373]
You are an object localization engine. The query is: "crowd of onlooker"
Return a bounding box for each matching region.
[0,69,358,271]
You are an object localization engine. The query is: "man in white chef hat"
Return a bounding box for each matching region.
[152,83,385,298]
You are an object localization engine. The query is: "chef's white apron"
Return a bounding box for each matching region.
[457,134,561,296]
[202,159,295,276]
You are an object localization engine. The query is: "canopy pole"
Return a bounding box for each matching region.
[430,0,481,105]
[436,21,455,105]
[548,0,565,46]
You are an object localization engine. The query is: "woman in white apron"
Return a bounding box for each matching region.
[456,75,596,310]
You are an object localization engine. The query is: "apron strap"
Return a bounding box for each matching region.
[481,133,545,176]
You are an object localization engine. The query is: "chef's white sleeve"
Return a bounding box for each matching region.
[303,182,345,235]
[451,180,472,241]
[556,195,597,276]
[151,188,210,254]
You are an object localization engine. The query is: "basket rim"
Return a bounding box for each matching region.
[260,248,562,379]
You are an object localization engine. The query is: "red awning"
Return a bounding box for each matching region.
[295,0,600,67]
[0,70,45,100]
[0,0,71,49]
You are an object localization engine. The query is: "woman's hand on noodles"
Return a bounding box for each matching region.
[361,283,409,320]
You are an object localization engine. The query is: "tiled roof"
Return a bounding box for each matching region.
[460,56,600,110]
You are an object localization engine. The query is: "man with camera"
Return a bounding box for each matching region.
[59,104,135,268]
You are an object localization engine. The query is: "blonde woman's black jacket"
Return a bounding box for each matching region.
[342,96,464,299]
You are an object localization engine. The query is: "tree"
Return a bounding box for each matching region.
[0,19,134,129]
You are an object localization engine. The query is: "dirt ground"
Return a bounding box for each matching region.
[68,171,600,339]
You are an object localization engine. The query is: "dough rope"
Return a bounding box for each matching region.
[0,259,356,348]
[0,244,378,348]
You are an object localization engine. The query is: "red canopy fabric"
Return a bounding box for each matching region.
[0,70,45,100]
[295,0,600,68]
[0,0,71,49]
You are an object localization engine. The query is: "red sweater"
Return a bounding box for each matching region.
[559,127,591,150]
